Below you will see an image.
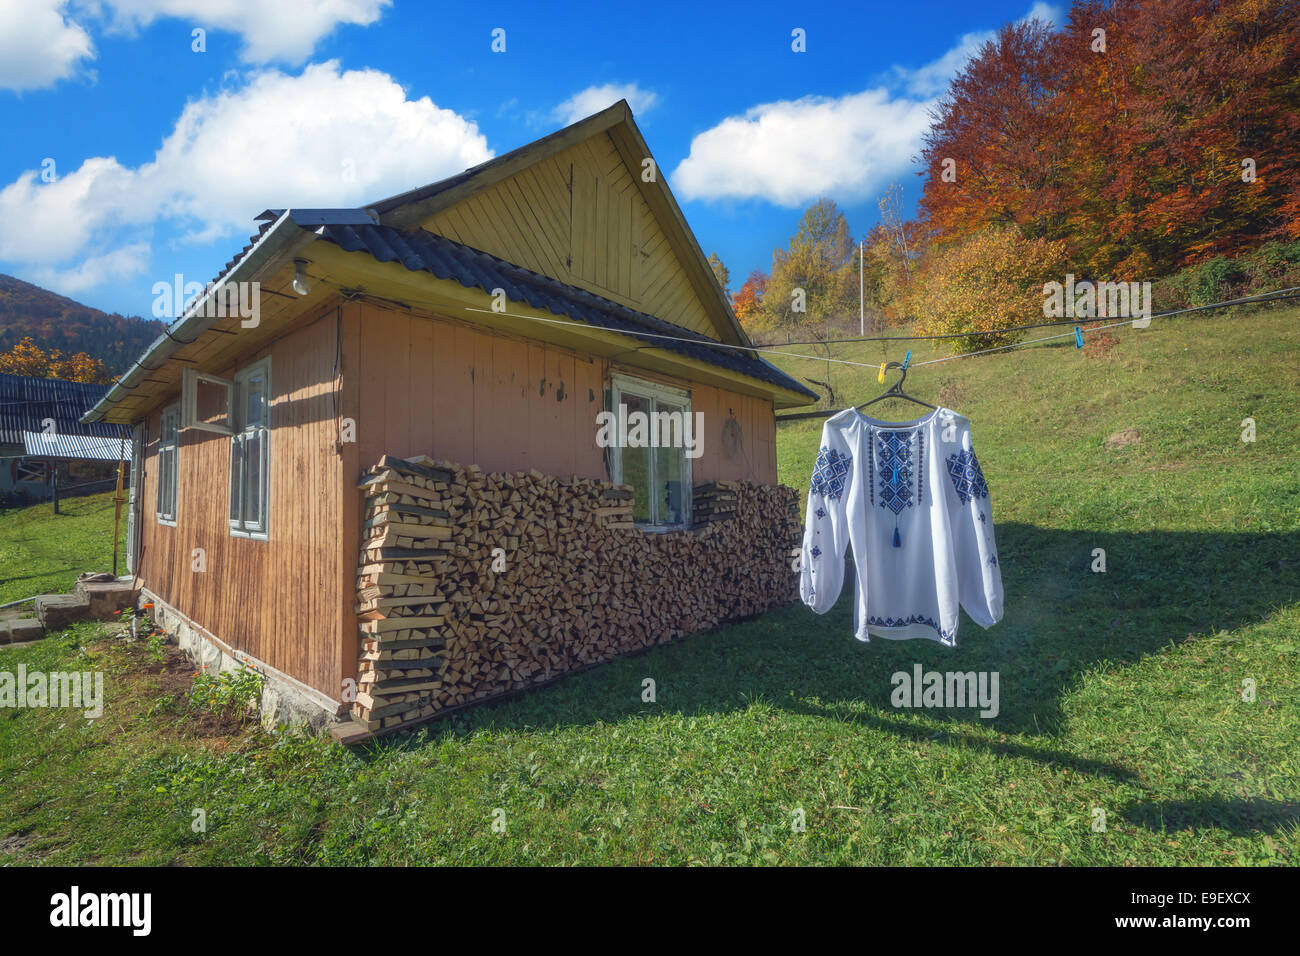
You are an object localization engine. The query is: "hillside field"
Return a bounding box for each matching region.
[0,306,1296,865]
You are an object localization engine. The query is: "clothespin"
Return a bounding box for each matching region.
[902,350,912,369]
[878,362,887,383]
[1073,326,1084,349]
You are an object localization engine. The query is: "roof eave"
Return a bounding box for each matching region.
[80,211,316,424]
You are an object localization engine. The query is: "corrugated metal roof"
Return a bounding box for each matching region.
[0,373,127,445]
[314,223,818,400]
[20,431,128,461]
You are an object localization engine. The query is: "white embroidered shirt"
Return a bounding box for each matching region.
[799,406,1003,646]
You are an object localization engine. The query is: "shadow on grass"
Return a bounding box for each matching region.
[358,524,1299,783]
[1121,797,1300,835]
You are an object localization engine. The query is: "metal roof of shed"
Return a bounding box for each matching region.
[0,373,125,445]
[20,431,127,461]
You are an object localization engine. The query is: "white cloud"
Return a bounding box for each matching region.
[1022,2,1063,29]
[554,83,658,126]
[671,4,1060,207]
[0,0,94,91]
[0,61,492,288]
[672,90,932,207]
[95,0,390,64]
[27,242,152,296]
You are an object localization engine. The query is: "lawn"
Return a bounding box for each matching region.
[0,491,127,606]
[0,306,1297,865]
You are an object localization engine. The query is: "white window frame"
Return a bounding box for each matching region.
[156,405,179,526]
[608,373,693,531]
[228,357,271,540]
[181,366,235,435]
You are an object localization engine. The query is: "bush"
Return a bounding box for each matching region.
[908,227,1069,354]
[189,665,264,722]
[1152,242,1300,312]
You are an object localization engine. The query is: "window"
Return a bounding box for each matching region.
[156,405,179,525]
[608,374,693,529]
[228,358,270,538]
[180,367,234,434]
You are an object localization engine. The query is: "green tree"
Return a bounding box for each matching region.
[763,198,858,336]
[706,252,731,297]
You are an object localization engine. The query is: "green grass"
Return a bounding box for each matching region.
[0,307,1297,865]
[0,491,127,605]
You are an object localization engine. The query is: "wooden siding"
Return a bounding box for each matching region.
[351,299,776,486]
[418,133,719,340]
[134,305,348,700]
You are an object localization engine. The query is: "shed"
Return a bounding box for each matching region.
[0,372,128,505]
[82,101,818,736]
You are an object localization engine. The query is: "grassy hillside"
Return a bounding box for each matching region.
[0,273,163,375]
[0,307,1296,865]
[0,491,126,605]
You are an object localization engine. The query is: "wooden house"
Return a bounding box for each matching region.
[82,102,817,738]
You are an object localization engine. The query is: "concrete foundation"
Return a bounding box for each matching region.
[141,588,344,733]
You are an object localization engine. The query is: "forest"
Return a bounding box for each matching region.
[723,0,1299,351]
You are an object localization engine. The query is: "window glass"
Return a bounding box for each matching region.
[229,360,269,537]
[611,378,691,528]
[157,406,179,522]
[621,392,652,522]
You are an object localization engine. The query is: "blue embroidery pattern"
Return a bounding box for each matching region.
[876,431,915,515]
[917,430,925,506]
[867,433,875,506]
[815,507,826,519]
[946,448,989,505]
[867,614,957,646]
[810,446,852,500]
[811,546,822,559]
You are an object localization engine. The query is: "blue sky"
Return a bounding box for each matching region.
[0,0,1059,318]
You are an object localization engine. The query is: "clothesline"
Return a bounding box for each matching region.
[464,285,1300,374]
[762,285,1300,348]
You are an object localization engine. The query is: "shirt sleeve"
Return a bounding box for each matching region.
[942,424,1004,628]
[800,420,854,614]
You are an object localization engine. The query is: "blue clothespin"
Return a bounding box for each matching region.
[1073,326,1084,349]
[902,350,912,369]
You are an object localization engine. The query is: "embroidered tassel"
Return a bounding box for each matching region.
[893,527,901,548]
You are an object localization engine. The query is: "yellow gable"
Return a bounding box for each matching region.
[411,132,724,341]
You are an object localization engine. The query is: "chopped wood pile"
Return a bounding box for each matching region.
[350,455,800,733]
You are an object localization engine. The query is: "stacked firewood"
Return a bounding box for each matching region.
[693,480,740,524]
[350,455,800,733]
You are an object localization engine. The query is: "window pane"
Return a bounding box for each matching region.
[244,374,266,427]
[654,440,685,526]
[620,392,652,522]
[243,430,264,529]
[229,435,242,524]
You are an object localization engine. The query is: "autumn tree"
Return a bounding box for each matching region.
[0,336,112,383]
[919,0,1300,278]
[909,227,1069,353]
[731,269,768,335]
[763,198,858,337]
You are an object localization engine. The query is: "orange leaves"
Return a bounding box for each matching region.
[909,228,1069,354]
[0,335,113,383]
[918,0,1300,277]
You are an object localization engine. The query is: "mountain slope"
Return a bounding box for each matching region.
[0,274,164,376]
